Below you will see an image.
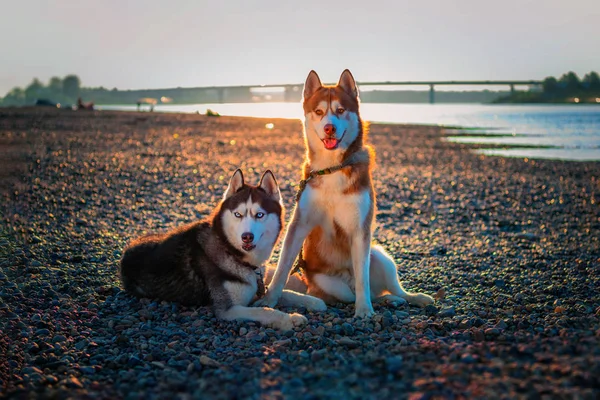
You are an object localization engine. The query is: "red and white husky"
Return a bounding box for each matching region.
[258,69,434,318]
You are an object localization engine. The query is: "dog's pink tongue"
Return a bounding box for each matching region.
[323,138,338,150]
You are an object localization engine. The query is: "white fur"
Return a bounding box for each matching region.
[221,197,280,266]
[224,277,258,307]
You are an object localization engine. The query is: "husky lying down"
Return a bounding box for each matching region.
[119,169,326,330]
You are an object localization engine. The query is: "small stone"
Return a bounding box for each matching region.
[74,340,87,350]
[434,288,446,301]
[385,356,403,373]
[515,293,524,302]
[554,306,566,314]
[485,328,500,336]
[472,329,484,342]
[458,319,471,329]
[80,366,95,375]
[337,337,359,348]
[239,327,248,336]
[439,307,456,318]
[52,335,67,343]
[416,321,429,330]
[424,305,439,316]
[341,322,355,336]
[495,320,508,330]
[65,376,83,389]
[273,339,292,348]
[199,355,220,368]
[128,356,142,367]
[310,349,327,362]
[461,354,475,364]
[23,367,44,375]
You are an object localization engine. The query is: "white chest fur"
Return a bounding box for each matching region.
[299,173,373,267]
[224,269,261,306]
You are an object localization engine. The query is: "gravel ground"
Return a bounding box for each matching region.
[1,107,599,399]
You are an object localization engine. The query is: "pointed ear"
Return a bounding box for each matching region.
[223,169,244,199]
[303,70,322,100]
[337,69,358,98]
[259,170,281,202]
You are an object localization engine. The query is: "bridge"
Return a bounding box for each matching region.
[202,80,543,104]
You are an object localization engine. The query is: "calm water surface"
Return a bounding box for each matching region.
[99,103,600,161]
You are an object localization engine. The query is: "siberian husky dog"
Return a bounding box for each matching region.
[120,169,325,330]
[255,70,435,318]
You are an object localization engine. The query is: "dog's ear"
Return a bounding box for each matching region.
[224,169,244,199]
[259,170,281,202]
[337,69,358,98]
[303,70,322,100]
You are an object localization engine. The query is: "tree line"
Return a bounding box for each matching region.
[496,71,600,103]
[0,75,85,106]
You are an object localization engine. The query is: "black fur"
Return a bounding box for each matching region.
[119,215,258,314]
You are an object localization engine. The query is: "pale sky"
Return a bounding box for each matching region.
[1,0,599,94]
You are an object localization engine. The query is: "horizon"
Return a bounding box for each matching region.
[1,0,600,95]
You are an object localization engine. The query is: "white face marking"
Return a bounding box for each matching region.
[305,99,360,157]
[221,197,281,266]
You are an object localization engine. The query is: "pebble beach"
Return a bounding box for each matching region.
[1,107,599,399]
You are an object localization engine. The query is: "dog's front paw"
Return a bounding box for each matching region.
[253,292,278,308]
[274,313,307,331]
[354,304,375,319]
[410,293,435,307]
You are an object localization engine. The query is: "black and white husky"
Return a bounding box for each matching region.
[119,169,325,330]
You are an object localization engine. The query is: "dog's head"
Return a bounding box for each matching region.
[215,169,283,266]
[302,69,362,155]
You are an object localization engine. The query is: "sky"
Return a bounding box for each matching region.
[1,0,599,95]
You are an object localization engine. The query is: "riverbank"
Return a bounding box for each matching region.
[1,108,599,399]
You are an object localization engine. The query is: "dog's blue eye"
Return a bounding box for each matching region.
[256,212,265,219]
[234,212,243,218]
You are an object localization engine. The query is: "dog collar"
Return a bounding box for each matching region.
[294,149,370,202]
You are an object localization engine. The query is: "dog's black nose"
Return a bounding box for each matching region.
[241,232,254,243]
[324,124,336,136]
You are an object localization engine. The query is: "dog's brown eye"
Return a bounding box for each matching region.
[337,108,345,114]
[315,109,324,116]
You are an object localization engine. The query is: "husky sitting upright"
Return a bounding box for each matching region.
[120,169,325,330]
[256,70,435,318]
